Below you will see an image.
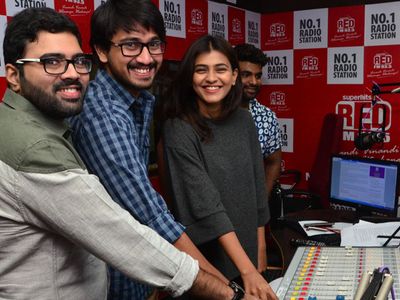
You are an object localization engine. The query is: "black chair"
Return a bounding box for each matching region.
[269,113,344,219]
[270,169,320,220]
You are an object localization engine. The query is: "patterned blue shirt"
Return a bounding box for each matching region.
[249,98,282,157]
[70,69,185,300]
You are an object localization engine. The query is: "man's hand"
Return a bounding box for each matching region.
[186,269,239,299]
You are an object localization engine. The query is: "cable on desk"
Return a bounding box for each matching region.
[270,230,285,272]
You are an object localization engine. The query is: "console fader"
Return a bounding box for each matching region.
[276,246,400,299]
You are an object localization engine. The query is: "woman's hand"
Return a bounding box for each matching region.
[217,232,278,299]
[242,270,278,300]
[243,293,261,300]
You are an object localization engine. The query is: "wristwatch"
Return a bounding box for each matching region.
[228,280,245,300]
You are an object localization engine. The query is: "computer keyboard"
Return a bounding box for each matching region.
[311,233,341,246]
[290,238,326,247]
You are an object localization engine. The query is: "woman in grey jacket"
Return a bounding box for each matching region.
[160,35,278,300]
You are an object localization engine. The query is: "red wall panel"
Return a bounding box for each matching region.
[0,1,399,182]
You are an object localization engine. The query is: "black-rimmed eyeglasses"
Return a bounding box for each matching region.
[15,55,93,75]
[110,40,166,57]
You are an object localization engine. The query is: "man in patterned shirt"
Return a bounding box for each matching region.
[70,0,228,299]
[234,44,282,198]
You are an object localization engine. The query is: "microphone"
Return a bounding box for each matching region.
[354,132,385,150]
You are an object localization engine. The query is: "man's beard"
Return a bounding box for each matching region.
[20,77,85,119]
[109,61,159,94]
[243,84,260,101]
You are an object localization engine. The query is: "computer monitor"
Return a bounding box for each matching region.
[329,155,400,217]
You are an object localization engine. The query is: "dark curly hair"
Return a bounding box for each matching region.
[234,43,268,67]
[3,7,81,65]
[90,0,165,65]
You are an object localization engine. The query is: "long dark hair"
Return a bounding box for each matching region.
[161,35,242,142]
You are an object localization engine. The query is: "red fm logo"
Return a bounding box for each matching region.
[373,52,393,69]
[270,23,286,38]
[232,18,242,34]
[270,91,286,105]
[337,17,355,33]
[191,9,203,26]
[336,100,392,142]
[301,56,319,71]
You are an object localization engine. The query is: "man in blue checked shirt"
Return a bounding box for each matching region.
[2,6,253,300]
[70,0,230,299]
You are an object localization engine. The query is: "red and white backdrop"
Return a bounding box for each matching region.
[260,2,400,181]
[0,0,399,180]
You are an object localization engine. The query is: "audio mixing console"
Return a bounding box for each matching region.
[276,246,400,299]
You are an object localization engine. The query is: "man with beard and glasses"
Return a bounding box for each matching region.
[234,44,282,200]
[0,7,255,300]
[69,1,230,300]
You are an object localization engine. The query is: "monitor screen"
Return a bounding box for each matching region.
[329,155,399,217]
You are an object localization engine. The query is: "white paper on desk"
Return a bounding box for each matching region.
[299,220,352,236]
[340,221,400,247]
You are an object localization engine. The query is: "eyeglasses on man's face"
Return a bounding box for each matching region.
[110,40,166,57]
[15,54,93,75]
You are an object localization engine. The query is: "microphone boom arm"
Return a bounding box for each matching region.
[372,82,400,95]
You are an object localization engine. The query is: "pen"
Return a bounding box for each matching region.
[377,235,400,239]
[304,222,335,228]
[306,226,341,234]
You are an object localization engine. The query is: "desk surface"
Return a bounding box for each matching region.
[269,209,358,271]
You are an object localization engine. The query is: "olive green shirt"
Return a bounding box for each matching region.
[0,89,198,300]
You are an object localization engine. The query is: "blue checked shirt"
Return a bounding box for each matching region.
[70,69,185,300]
